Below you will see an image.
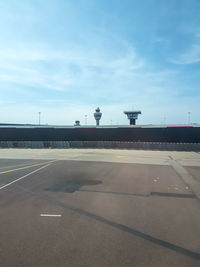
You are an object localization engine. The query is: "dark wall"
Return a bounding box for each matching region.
[0,127,199,143]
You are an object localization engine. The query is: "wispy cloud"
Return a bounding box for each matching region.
[170,27,200,65]
[171,44,200,64]
[0,40,146,95]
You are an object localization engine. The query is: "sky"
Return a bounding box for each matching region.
[0,0,199,125]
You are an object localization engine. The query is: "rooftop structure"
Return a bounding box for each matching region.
[74,120,80,126]
[124,110,141,125]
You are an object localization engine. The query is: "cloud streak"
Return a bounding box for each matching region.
[171,44,200,64]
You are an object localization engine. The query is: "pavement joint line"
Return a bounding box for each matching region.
[168,156,200,201]
[78,189,196,199]
[78,189,148,197]
[0,163,51,190]
[0,160,57,175]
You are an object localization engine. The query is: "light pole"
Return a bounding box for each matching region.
[188,112,191,124]
[85,115,87,125]
[38,112,41,125]
[164,115,166,124]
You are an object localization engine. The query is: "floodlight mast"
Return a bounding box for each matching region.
[124,110,141,125]
[94,107,102,126]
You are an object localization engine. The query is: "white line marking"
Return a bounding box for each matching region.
[40,214,62,217]
[0,160,56,175]
[0,163,50,190]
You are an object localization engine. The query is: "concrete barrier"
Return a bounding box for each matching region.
[0,141,200,151]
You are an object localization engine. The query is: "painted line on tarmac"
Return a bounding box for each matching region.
[40,214,62,217]
[0,160,56,175]
[0,161,45,172]
[0,163,51,190]
[116,155,125,158]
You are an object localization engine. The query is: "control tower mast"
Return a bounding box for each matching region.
[124,110,141,125]
[94,107,102,126]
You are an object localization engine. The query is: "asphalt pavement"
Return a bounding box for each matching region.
[0,150,200,267]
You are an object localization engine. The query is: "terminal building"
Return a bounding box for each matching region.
[0,107,200,145]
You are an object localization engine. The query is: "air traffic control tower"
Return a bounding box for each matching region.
[124,110,141,125]
[94,107,102,126]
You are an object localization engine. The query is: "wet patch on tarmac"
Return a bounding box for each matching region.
[44,179,102,193]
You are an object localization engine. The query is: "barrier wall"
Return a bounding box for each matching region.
[0,141,200,151]
[0,127,200,143]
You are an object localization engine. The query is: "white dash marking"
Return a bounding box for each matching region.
[40,214,62,217]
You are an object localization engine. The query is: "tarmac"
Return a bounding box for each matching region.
[0,149,200,267]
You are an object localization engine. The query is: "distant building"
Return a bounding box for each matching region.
[74,120,80,126]
[124,110,141,125]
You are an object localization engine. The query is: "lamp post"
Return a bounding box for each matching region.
[164,116,166,124]
[38,112,41,125]
[85,115,87,125]
[188,112,191,124]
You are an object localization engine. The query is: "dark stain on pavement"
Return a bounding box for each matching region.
[44,179,102,193]
[150,192,196,198]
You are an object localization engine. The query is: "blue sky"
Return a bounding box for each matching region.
[0,0,199,125]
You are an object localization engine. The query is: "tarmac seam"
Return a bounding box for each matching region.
[169,156,200,200]
[78,189,195,199]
